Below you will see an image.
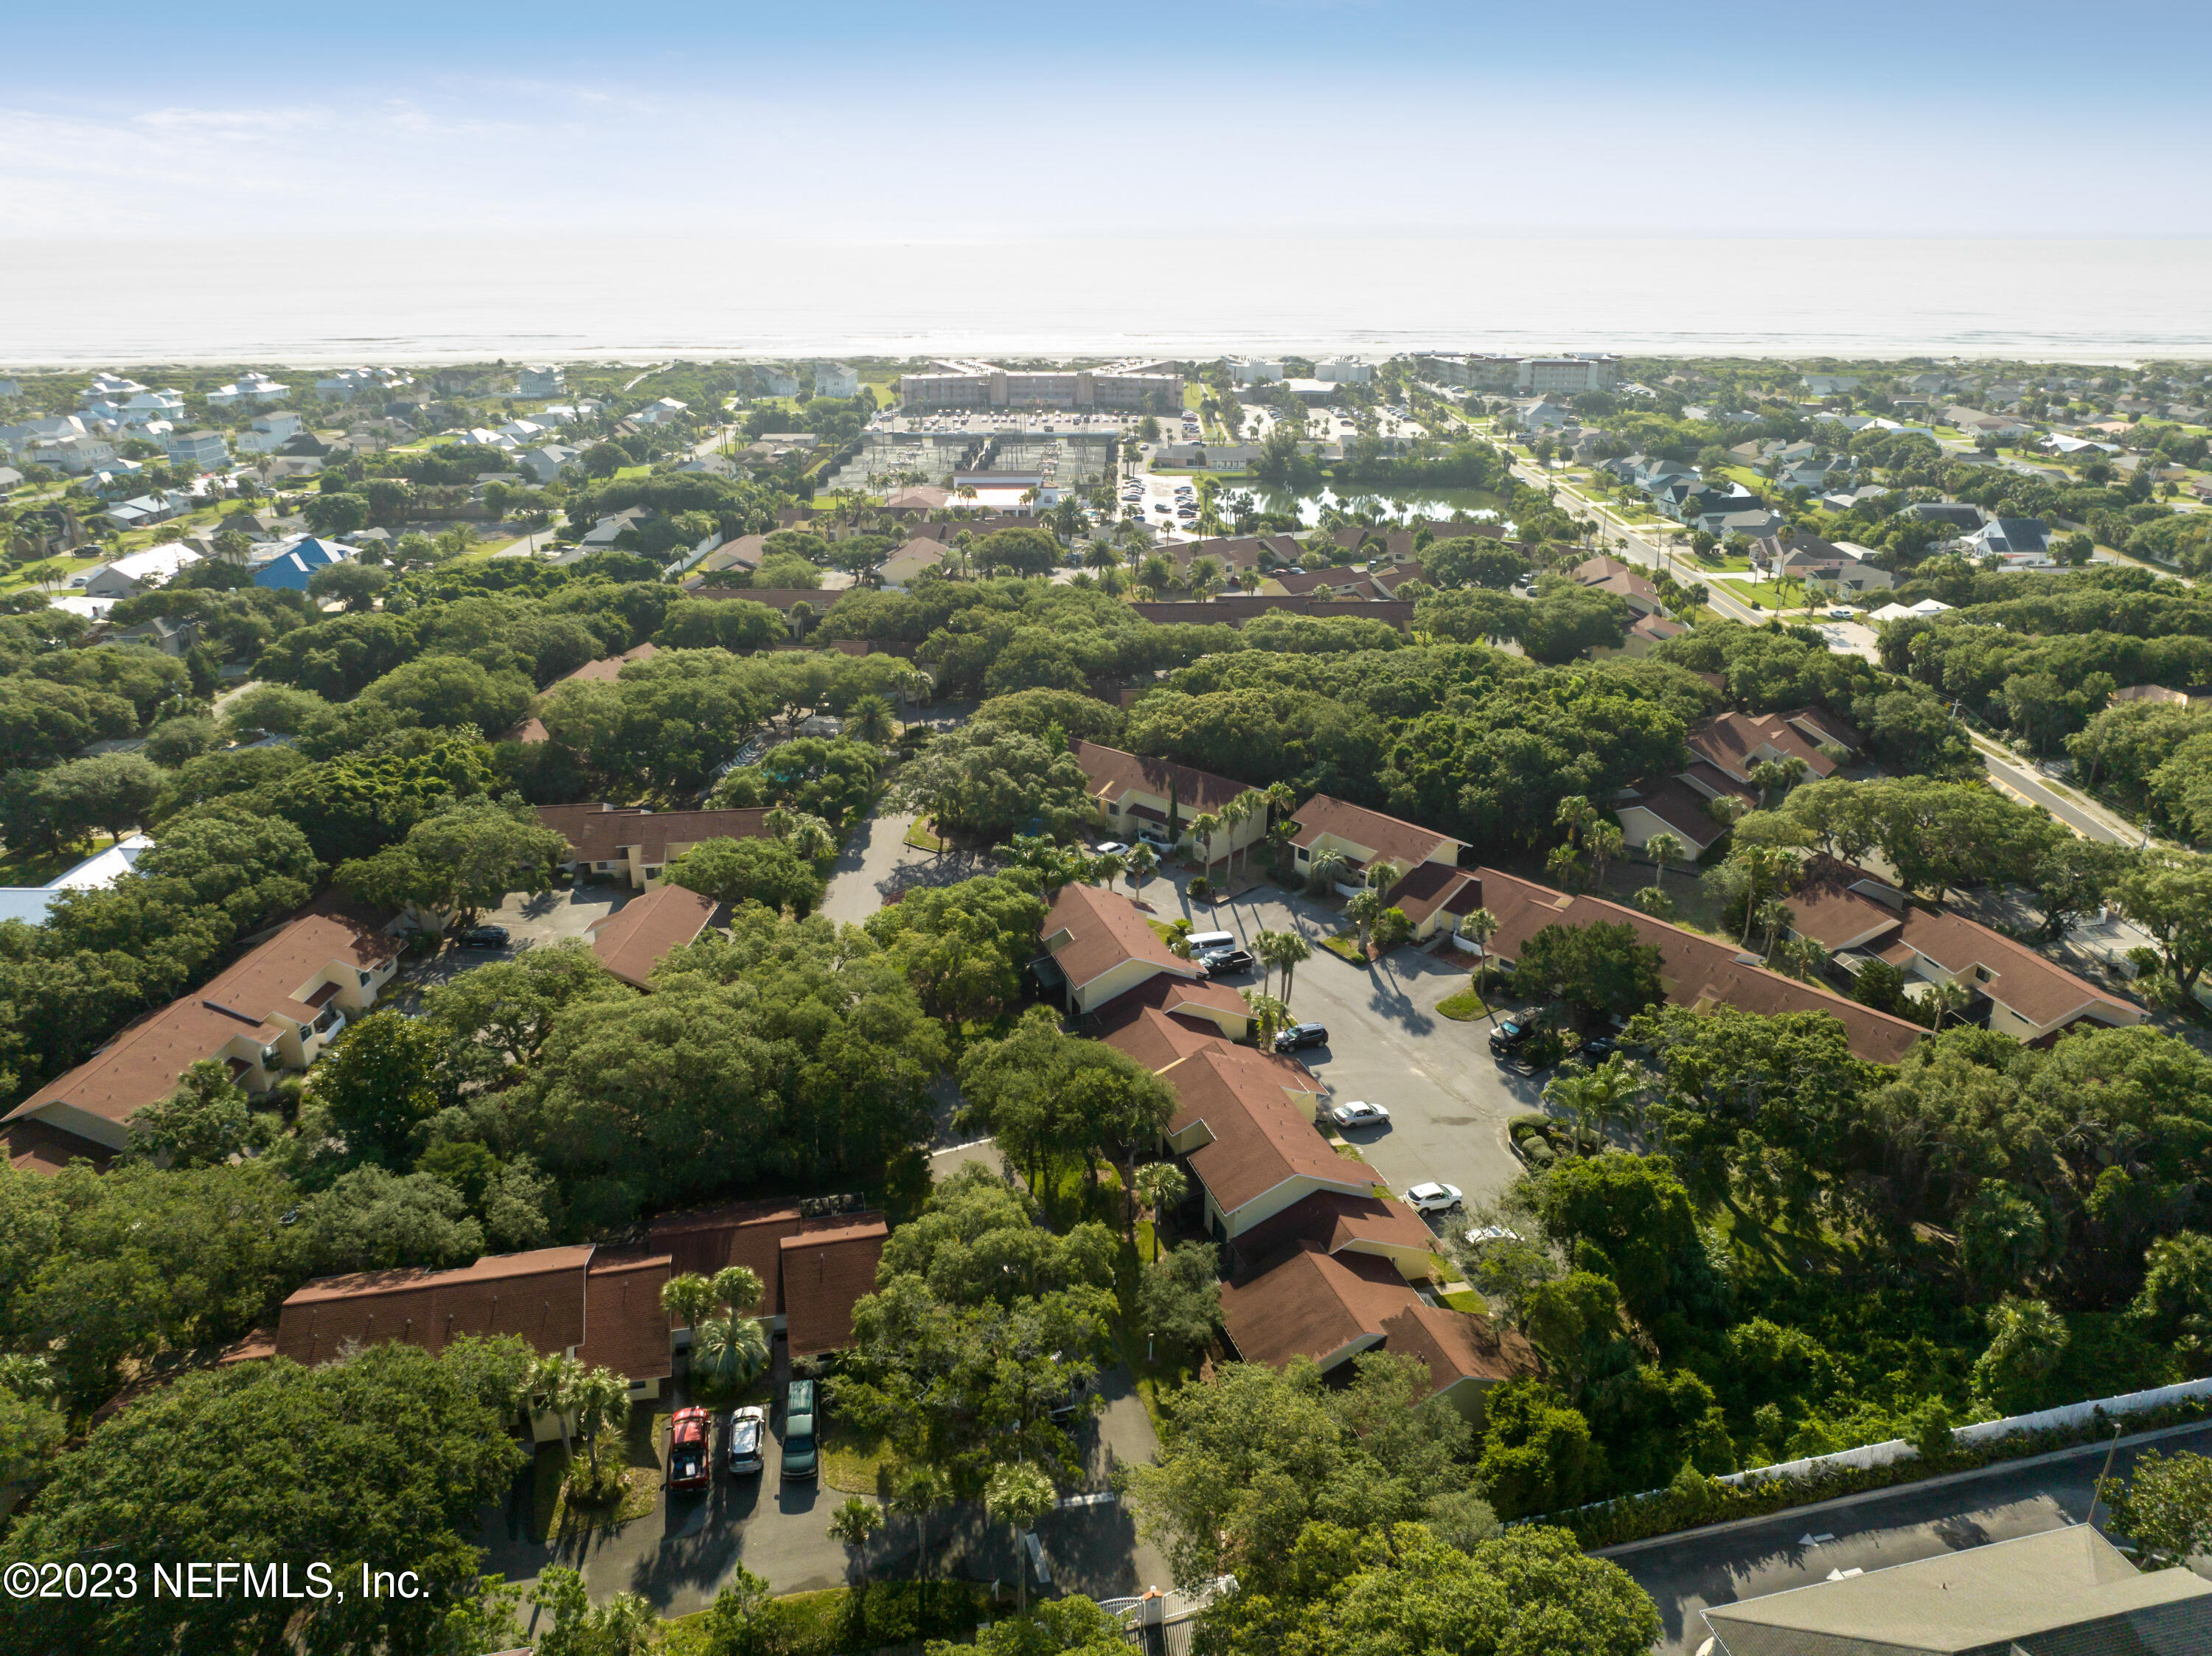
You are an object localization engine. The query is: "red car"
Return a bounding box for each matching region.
[668,1407,711,1492]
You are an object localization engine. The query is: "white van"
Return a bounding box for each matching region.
[1183,930,1237,953]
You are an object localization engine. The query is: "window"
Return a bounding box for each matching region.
[1295,846,1310,862]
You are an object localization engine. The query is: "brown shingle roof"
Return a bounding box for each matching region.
[6,902,397,1137]
[1068,739,1248,815]
[588,884,719,988]
[577,1248,675,1383]
[276,1245,595,1369]
[1288,793,1467,873]
[1619,774,1732,852]
[645,1200,888,1326]
[1042,882,1203,994]
[508,644,660,741]
[543,804,771,866]
[1378,1301,1539,1391]
[1159,1044,1358,1221]
[1573,554,1660,605]
[1475,866,1924,1064]
[779,1219,887,1357]
[5,1117,114,1174]
[1688,711,1840,784]
[1784,858,1909,952]
[1220,1244,1418,1371]
[1088,969,1252,1036]
[1387,861,1481,927]
[1229,1188,1438,1276]
[1895,908,2140,1034]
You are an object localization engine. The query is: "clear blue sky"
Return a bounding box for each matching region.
[5,0,2205,238]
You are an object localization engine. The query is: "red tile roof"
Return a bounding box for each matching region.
[1068,739,1250,815]
[1474,866,1925,1064]
[588,883,719,988]
[779,1219,888,1357]
[6,901,397,1138]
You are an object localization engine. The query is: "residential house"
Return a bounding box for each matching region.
[1867,597,1953,623]
[105,613,199,657]
[1959,518,2051,563]
[1904,501,1983,532]
[205,373,289,408]
[1571,554,1665,616]
[1287,794,1468,897]
[164,429,230,470]
[1610,774,1737,857]
[1517,400,1574,431]
[273,1243,673,1417]
[1470,867,1926,1064]
[633,397,689,426]
[585,883,720,989]
[538,802,771,891]
[0,834,153,928]
[649,1197,890,1357]
[3,902,400,1172]
[234,411,305,453]
[1801,374,1860,394]
[250,535,357,591]
[1700,1526,2212,1656]
[101,491,187,533]
[516,442,582,483]
[1784,858,2143,1045]
[1593,610,1693,660]
[1261,566,1380,601]
[876,537,947,590]
[518,365,564,397]
[1034,882,1250,1037]
[1068,740,1264,861]
[80,542,202,597]
[753,366,801,398]
[2108,683,2204,709]
[815,363,860,398]
[29,433,119,474]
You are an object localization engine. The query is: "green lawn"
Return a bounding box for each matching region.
[529,1405,667,1539]
[1320,932,1368,964]
[902,818,946,852]
[1436,984,1489,1022]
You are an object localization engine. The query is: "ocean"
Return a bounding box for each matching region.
[3,237,2209,367]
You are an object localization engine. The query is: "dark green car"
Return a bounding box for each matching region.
[782,1379,819,1482]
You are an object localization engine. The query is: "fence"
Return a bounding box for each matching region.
[1523,1373,2212,1536]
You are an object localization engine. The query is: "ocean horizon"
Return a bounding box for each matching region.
[4,236,2209,367]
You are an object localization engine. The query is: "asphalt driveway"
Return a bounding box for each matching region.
[1158,866,1542,1220]
[396,881,631,997]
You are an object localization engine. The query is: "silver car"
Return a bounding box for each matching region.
[726,1404,766,1475]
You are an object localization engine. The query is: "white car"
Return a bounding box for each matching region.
[1330,1100,1390,1130]
[1093,841,1129,856]
[726,1404,767,1475]
[1402,1181,1464,1214]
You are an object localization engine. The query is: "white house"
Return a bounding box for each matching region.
[633,397,689,426]
[206,373,290,408]
[29,434,117,474]
[235,411,305,453]
[519,365,564,397]
[1315,358,1372,384]
[0,835,155,927]
[164,429,231,470]
[517,443,583,483]
[815,363,859,398]
[79,542,203,597]
[754,366,801,397]
[81,373,147,406]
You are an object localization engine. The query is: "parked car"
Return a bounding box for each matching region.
[452,925,509,950]
[1329,1099,1390,1130]
[782,1380,819,1482]
[1488,1017,1537,1057]
[1573,1035,1622,1066]
[1093,841,1129,857]
[1273,1022,1329,1053]
[669,1406,712,1492]
[1402,1181,1465,1214]
[1200,946,1255,975]
[726,1404,766,1475]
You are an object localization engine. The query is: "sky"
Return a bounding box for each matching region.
[3,0,2208,240]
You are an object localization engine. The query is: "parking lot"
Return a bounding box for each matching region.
[394,881,632,996]
[1147,865,1542,1225]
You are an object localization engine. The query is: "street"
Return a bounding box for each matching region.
[1610,1418,2212,1653]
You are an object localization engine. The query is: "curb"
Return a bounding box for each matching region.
[1589,1416,2212,1560]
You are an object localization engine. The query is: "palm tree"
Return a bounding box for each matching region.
[524,1351,585,1458]
[891,1464,952,1616]
[661,1273,716,1333]
[1546,843,1585,891]
[1749,760,1790,809]
[1733,844,1792,949]
[691,1314,771,1396]
[711,1265,764,1318]
[1363,857,1402,894]
[1242,989,1290,1051]
[1134,1162,1188,1261]
[1186,811,1222,888]
[1778,935,1831,981]
[1307,846,1351,897]
[1345,887,1385,956]
[848,693,894,745]
[1645,832,1686,893]
[1587,822,1624,890]
[1228,788,1270,879]
[573,1365,631,1490]
[1926,978,1970,1031]
[1268,930,1311,1005]
[985,1464,1057,1614]
[1093,850,1126,890]
[1757,898,1794,958]
[1123,841,1158,902]
[1458,906,1501,1018]
[827,1497,885,1596]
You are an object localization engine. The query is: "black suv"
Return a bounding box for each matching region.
[1273,1023,1329,1053]
[452,925,510,950]
[1201,946,1256,975]
[1488,1017,1537,1057]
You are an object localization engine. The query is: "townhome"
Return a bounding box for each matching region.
[234,411,305,453]
[1783,859,2142,1045]
[649,1197,889,1358]
[1068,740,1262,860]
[80,541,202,597]
[1033,881,1250,1037]
[164,428,231,470]
[538,803,772,891]
[584,883,720,990]
[1105,1007,1537,1420]
[3,902,400,1172]
[1571,554,1666,616]
[1287,794,1468,894]
[269,1243,674,1416]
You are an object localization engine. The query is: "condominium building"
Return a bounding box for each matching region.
[899,359,1183,411]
